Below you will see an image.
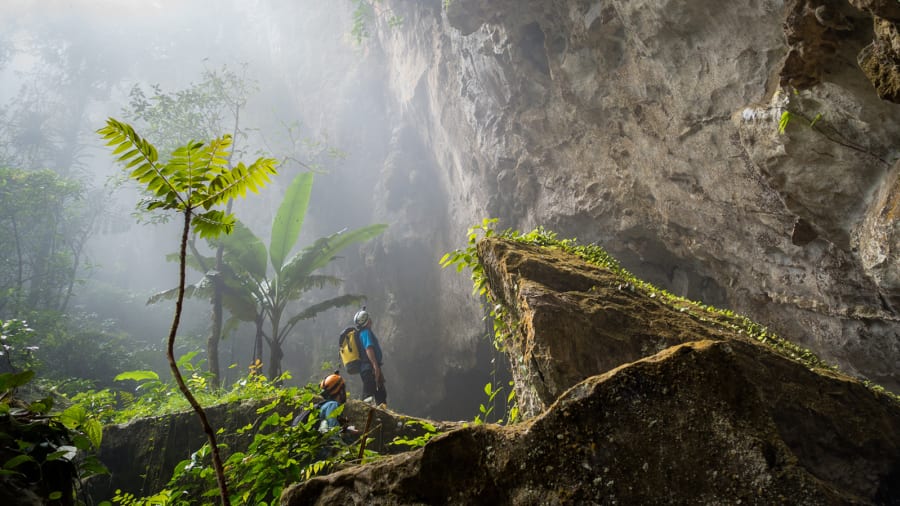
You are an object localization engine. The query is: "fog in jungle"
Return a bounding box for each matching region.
[0,0,495,420]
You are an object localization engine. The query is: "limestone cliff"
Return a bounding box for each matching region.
[384,0,899,395]
[263,0,899,414]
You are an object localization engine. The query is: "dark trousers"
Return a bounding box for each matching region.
[360,368,387,405]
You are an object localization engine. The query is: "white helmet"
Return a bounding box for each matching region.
[354,308,370,327]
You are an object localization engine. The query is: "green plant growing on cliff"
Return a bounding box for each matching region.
[389,419,439,449]
[440,218,522,424]
[348,0,403,45]
[98,118,278,506]
[775,87,890,167]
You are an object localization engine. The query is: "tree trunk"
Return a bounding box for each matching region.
[170,210,230,506]
[267,340,283,380]
[208,274,223,389]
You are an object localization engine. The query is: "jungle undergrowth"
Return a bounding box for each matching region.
[100,374,371,506]
[1,320,109,505]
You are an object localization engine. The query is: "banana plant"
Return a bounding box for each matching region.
[218,172,387,379]
[98,117,278,506]
[149,172,387,379]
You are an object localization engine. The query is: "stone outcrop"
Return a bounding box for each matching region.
[477,237,762,418]
[282,237,900,505]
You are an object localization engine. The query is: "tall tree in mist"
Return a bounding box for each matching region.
[99,117,278,506]
[0,168,96,317]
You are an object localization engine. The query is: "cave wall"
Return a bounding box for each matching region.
[257,0,899,417]
[346,0,900,409]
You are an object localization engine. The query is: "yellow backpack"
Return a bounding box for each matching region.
[339,326,363,374]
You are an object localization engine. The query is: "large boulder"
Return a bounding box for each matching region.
[282,339,900,505]
[281,237,900,504]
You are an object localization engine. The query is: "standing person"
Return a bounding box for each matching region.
[354,307,387,406]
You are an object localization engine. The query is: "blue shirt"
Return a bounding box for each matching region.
[358,327,383,370]
[317,400,341,432]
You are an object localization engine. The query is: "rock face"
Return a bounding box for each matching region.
[281,237,900,505]
[332,0,900,412]
[260,0,900,415]
[477,237,754,418]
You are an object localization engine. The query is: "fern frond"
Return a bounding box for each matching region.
[192,210,235,240]
[201,157,278,209]
[98,118,182,206]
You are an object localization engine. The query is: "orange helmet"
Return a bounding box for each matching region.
[320,371,345,400]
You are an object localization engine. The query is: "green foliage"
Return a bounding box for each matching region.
[0,366,109,504]
[0,318,38,373]
[350,0,375,44]
[775,87,889,167]
[778,111,792,134]
[1,311,147,391]
[349,0,403,45]
[439,218,498,297]
[506,382,520,424]
[0,167,94,316]
[97,118,278,239]
[102,381,366,505]
[126,66,256,158]
[474,381,502,425]
[148,172,387,379]
[389,419,439,449]
[204,172,387,378]
[65,357,289,427]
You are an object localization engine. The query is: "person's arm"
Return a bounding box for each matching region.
[366,346,384,387]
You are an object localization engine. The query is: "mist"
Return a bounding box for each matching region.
[0,0,493,420]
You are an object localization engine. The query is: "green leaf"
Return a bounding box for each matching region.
[284,294,367,329]
[177,350,200,368]
[282,224,388,285]
[219,220,267,279]
[269,172,314,272]
[3,454,35,469]
[778,111,791,134]
[0,370,35,391]
[83,419,103,449]
[114,370,160,382]
[59,405,88,428]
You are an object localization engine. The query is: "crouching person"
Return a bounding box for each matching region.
[317,372,356,436]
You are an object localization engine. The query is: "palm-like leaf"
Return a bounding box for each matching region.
[146,278,211,305]
[216,221,267,280]
[283,293,368,333]
[98,117,277,238]
[269,172,313,272]
[279,224,388,289]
